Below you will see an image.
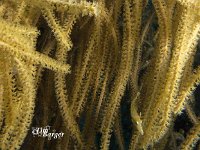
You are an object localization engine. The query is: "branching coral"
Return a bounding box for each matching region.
[0,0,200,150]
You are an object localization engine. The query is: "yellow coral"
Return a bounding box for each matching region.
[0,0,200,150]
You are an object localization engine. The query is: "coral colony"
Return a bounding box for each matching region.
[0,0,200,150]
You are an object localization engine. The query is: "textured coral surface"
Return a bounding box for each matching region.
[0,0,200,150]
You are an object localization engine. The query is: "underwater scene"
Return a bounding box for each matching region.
[0,0,200,150]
